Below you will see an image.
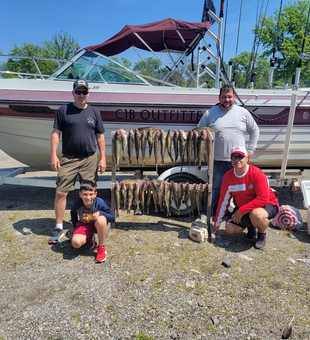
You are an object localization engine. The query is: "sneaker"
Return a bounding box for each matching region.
[85,234,95,250]
[255,232,267,250]
[247,225,258,239]
[65,228,74,239]
[95,246,106,263]
[48,228,64,244]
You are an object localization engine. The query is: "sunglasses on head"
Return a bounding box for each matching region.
[74,90,88,95]
[231,154,246,160]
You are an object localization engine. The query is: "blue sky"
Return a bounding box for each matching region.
[2,0,292,64]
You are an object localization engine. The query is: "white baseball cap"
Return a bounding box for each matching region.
[230,146,248,157]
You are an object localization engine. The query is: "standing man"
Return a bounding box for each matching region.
[197,84,259,225]
[49,79,106,244]
[213,146,279,250]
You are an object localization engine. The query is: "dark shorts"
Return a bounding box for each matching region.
[227,204,279,229]
[72,222,98,238]
[56,153,98,192]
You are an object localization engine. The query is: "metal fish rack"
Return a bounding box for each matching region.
[110,129,215,242]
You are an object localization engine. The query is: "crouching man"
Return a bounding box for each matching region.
[212,146,279,250]
[71,181,115,262]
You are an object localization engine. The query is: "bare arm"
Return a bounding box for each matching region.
[96,133,106,173]
[51,128,61,171]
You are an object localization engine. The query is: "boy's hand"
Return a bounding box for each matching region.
[92,211,99,221]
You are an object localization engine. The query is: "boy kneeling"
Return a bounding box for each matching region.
[70,181,115,262]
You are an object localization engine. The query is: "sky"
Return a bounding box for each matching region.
[2,0,293,65]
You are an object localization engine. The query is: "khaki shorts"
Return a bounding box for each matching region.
[56,153,98,192]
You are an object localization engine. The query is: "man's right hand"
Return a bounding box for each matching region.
[51,155,61,171]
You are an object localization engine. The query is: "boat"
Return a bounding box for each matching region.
[0,17,310,174]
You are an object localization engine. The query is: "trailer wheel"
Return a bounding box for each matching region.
[164,173,205,216]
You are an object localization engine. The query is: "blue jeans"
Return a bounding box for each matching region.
[210,161,233,216]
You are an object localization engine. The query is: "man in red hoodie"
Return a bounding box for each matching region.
[213,146,279,249]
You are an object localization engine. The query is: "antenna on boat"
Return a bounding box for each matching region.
[232,0,243,86]
[293,4,310,90]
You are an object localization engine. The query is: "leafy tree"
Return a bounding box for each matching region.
[256,0,310,84]
[111,57,132,69]
[43,31,79,61]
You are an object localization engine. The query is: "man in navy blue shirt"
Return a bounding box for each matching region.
[49,80,106,244]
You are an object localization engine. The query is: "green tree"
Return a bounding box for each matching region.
[43,30,79,61]
[256,0,310,84]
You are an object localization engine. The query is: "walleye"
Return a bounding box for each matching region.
[147,129,154,159]
[153,129,160,171]
[114,130,122,170]
[166,128,174,164]
[146,181,153,215]
[159,129,166,166]
[196,183,203,219]
[203,183,209,213]
[178,130,187,172]
[158,181,165,212]
[139,181,147,215]
[183,182,192,217]
[127,182,134,214]
[114,182,121,218]
[150,180,159,213]
[206,129,213,174]
[192,130,199,166]
[186,130,193,172]
[170,181,178,215]
[197,130,207,171]
[194,126,221,136]
[120,182,128,212]
[134,128,141,164]
[190,183,197,218]
[127,129,135,166]
[164,181,171,217]
[140,129,147,167]
[173,130,179,164]
[133,182,141,214]
[119,129,128,162]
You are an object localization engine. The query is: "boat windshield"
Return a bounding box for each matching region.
[51,51,148,85]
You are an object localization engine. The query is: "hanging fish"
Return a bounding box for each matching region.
[196,183,203,219]
[114,130,122,170]
[190,183,197,218]
[164,181,171,217]
[159,129,166,166]
[203,183,209,213]
[146,181,153,215]
[150,180,159,213]
[120,182,128,212]
[127,182,134,214]
[133,182,141,215]
[114,182,121,218]
[192,130,199,166]
[119,129,128,162]
[147,129,154,159]
[127,129,135,166]
[166,128,174,164]
[158,181,165,213]
[134,128,141,164]
[140,129,147,167]
[139,181,147,215]
[186,130,193,173]
[206,129,213,174]
[170,181,178,215]
[197,130,207,171]
[173,130,179,164]
[153,129,160,172]
[194,126,221,136]
[175,182,184,216]
[183,182,192,217]
[178,130,187,173]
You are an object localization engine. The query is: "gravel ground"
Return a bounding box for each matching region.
[0,150,310,340]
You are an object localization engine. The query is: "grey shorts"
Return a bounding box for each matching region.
[56,153,99,192]
[227,204,279,229]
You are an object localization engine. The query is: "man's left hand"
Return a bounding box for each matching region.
[247,151,253,162]
[232,209,243,224]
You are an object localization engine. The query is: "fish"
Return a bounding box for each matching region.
[166,128,174,164]
[153,129,160,172]
[192,130,199,166]
[195,183,203,219]
[173,130,179,164]
[147,129,154,159]
[114,130,122,170]
[127,182,134,214]
[119,129,128,162]
[164,181,171,217]
[197,130,207,171]
[120,182,128,212]
[206,129,213,174]
[194,126,221,136]
[139,181,147,215]
[151,180,159,213]
[134,128,141,164]
[159,129,166,166]
[172,182,183,216]
[183,182,192,217]
[170,181,178,214]
[114,182,121,218]
[186,130,193,172]
[158,181,165,212]
[127,129,135,166]
[177,182,184,213]
[190,183,197,218]
[133,182,141,214]
[140,129,147,167]
[178,130,187,172]
[146,181,153,215]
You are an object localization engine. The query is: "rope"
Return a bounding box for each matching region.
[222,0,228,60]
[233,0,243,80]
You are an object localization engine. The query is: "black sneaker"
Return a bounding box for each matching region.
[255,232,267,250]
[65,228,74,239]
[247,225,257,239]
[48,228,64,244]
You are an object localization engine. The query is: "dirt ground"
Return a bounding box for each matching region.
[0,150,309,340]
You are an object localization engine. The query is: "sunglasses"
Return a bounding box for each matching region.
[231,154,246,160]
[74,90,89,95]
